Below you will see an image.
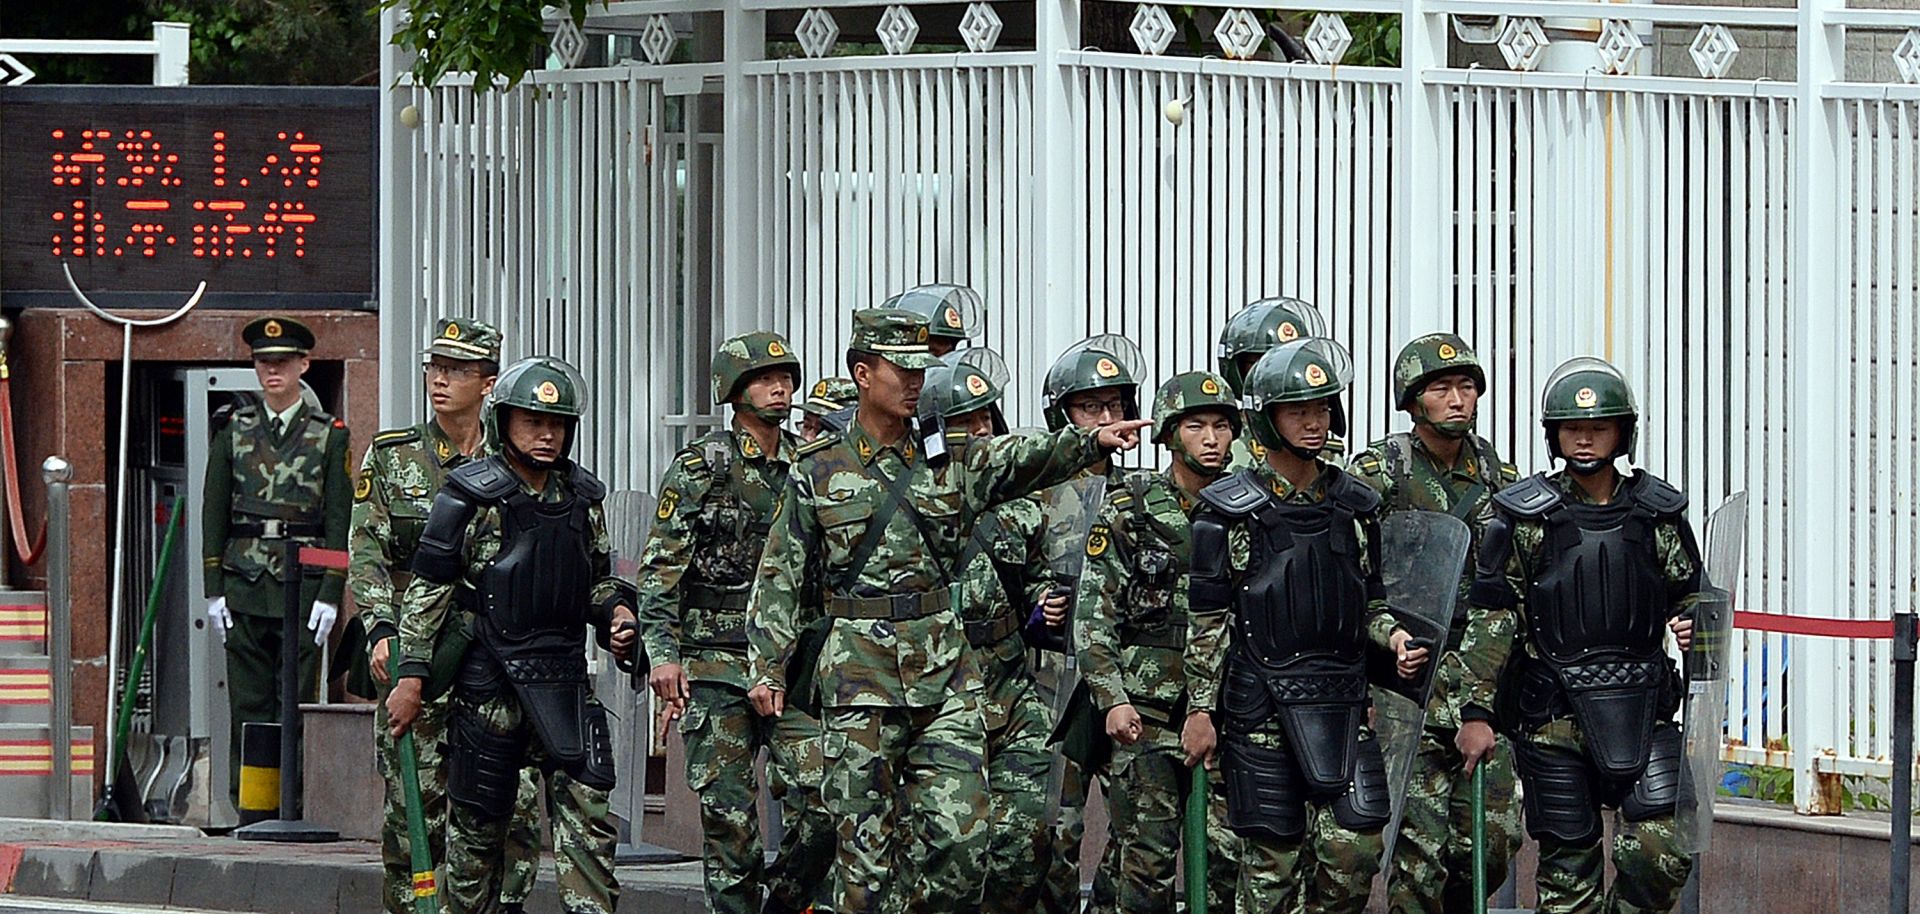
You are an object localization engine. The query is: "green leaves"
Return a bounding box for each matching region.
[379,0,599,92]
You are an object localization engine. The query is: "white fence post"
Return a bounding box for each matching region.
[1398,0,1448,333]
[150,21,189,86]
[1790,0,1847,815]
[377,4,418,423]
[723,0,767,336]
[1035,0,1086,357]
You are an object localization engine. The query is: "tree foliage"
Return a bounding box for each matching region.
[380,0,598,91]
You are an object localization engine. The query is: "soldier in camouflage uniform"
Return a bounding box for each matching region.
[744,309,1152,914]
[1214,298,1333,472]
[800,377,858,442]
[1037,334,1146,914]
[1465,358,1698,914]
[883,283,983,358]
[1185,339,1429,914]
[920,348,1056,914]
[1348,333,1522,914]
[351,318,545,914]
[387,357,638,914]
[201,316,351,808]
[636,332,834,914]
[1078,371,1244,914]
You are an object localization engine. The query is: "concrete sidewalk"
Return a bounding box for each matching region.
[0,819,705,914]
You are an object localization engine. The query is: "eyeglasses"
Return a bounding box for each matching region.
[1068,397,1128,420]
[423,361,488,380]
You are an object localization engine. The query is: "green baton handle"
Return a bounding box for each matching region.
[398,731,438,914]
[1186,764,1209,914]
[1473,762,1488,914]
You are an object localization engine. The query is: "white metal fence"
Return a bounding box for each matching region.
[378,0,1920,811]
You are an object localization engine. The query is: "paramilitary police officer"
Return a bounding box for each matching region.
[1466,357,1698,914]
[744,309,1151,914]
[1036,334,1143,914]
[1077,371,1243,914]
[201,315,351,808]
[1185,338,1429,914]
[636,332,834,914]
[351,318,545,914]
[1350,334,1523,914]
[799,377,858,442]
[883,282,984,358]
[1214,298,1331,471]
[921,348,1056,914]
[386,357,639,914]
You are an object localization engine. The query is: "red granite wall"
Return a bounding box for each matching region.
[5,308,379,786]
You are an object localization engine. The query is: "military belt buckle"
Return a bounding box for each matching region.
[260,519,287,539]
[888,593,920,620]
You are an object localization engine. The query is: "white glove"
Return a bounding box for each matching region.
[307,601,339,647]
[206,597,232,641]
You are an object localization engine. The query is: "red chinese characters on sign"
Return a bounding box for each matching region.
[43,129,325,262]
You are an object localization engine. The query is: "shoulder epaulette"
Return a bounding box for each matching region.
[797,433,841,458]
[1491,473,1561,518]
[1500,463,1521,482]
[372,427,422,449]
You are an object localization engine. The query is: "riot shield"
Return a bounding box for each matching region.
[1032,475,1108,823]
[1677,491,1747,854]
[1373,510,1475,878]
[597,490,656,856]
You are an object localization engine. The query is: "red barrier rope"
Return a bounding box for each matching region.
[0,373,47,567]
[1733,610,1896,640]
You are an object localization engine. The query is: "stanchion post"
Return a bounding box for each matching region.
[42,457,72,820]
[234,540,336,842]
[1892,612,1915,914]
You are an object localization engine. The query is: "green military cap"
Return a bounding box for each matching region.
[423,317,503,363]
[242,315,315,357]
[847,308,942,369]
[800,377,858,416]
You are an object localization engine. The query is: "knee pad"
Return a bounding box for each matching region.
[1515,739,1601,846]
[1621,721,1682,823]
[1331,731,1389,832]
[447,703,530,821]
[1222,734,1309,841]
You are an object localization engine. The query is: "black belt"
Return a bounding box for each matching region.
[1121,625,1184,649]
[681,584,751,612]
[827,589,952,621]
[229,519,325,539]
[965,613,1021,648]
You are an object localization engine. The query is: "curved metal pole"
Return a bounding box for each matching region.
[59,262,206,806]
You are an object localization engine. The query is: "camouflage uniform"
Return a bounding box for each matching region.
[397,359,628,914]
[1475,472,1697,914]
[745,309,1118,914]
[635,421,834,914]
[200,316,351,806]
[1350,431,1522,914]
[351,317,545,914]
[1078,469,1241,914]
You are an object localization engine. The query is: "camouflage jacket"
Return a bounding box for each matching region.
[955,494,1049,731]
[636,423,797,690]
[746,421,1112,709]
[1350,430,1519,730]
[395,463,623,681]
[349,420,486,646]
[1077,469,1201,722]
[1184,459,1393,714]
[201,399,352,609]
[1463,469,1700,721]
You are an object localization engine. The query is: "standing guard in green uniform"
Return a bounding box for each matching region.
[201,316,351,810]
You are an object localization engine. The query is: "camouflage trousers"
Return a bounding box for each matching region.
[1522,721,1692,914]
[1043,760,1089,914]
[821,692,990,914]
[979,669,1054,914]
[1233,726,1383,914]
[1383,728,1520,914]
[1087,718,1241,914]
[374,689,544,914]
[444,689,620,914]
[682,681,835,914]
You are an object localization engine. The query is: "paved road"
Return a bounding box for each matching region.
[0,898,261,914]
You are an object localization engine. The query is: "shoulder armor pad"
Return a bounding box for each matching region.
[1630,473,1687,516]
[569,462,608,500]
[372,427,422,449]
[797,433,841,458]
[1492,473,1561,518]
[1197,470,1269,518]
[446,456,519,501]
[1325,467,1383,515]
